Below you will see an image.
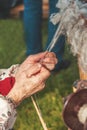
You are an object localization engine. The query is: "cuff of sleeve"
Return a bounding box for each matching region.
[0,95,17,129]
[0,94,16,110]
[6,96,17,109]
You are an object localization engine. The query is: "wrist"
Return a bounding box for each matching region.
[7,86,23,106]
[6,93,21,107]
[6,96,17,108]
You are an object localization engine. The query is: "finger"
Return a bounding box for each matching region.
[26,63,42,78]
[41,57,58,71]
[40,52,57,65]
[42,57,58,64]
[45,52,56,58]
[26,51,48,63]
[19,52,47,71]
[35,67,50,83]
[42,64,55,71]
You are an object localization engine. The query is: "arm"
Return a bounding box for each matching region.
[0,52,57,130]
[7,51,57,105]
[0,95,17,130]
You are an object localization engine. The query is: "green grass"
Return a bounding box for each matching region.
[0,19,80,130]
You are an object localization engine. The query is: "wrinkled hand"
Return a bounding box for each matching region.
[7,52,57,105]
[18,51,57,73]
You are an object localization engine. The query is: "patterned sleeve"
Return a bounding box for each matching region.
[0,95,17,130]
[0,64,19,129]
[0,64,19,96]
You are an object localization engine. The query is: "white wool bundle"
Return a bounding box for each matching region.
[50,0,87,73]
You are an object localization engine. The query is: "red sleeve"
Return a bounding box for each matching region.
[0,77,15,96]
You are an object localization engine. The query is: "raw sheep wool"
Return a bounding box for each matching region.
[50,0,87,73]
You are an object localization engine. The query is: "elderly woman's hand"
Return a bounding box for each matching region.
[7,52,57,106]
[18,51,58,72]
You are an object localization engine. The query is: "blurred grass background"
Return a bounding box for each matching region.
[0,19,80,130]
